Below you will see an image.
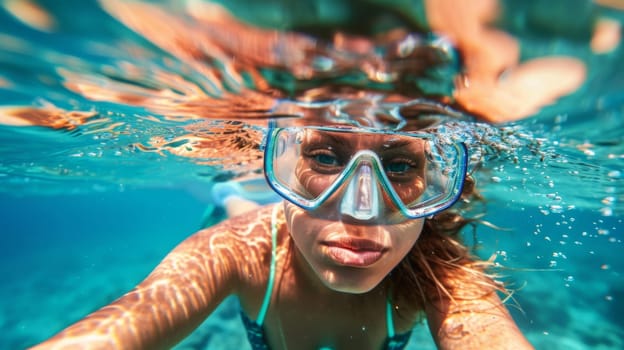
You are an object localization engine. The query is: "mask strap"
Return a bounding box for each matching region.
[255,204,280,325]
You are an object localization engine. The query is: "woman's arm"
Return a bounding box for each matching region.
[31,208,273,350]
[426,290,534,350]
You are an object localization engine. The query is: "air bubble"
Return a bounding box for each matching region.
[564,276,574,282]
[600,207,613,216]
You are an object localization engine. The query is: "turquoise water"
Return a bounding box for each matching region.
[0,1,622,349]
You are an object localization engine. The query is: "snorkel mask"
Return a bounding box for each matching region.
[263,99,470,222]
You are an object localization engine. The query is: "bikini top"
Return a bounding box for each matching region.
[240,206,412,350]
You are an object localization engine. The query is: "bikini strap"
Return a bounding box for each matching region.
[386,297,396,338]
[255,204,280,326]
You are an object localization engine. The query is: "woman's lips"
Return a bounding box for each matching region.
[321,238,387,267]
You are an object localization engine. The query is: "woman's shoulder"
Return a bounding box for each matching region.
[167,204,278,289]
[184,204,276,247]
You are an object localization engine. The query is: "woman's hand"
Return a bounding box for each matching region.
[426,290,534,349]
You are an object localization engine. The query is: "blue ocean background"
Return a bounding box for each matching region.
[0,0,622,349]
[2,189,621,349]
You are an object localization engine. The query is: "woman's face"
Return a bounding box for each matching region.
[284,201,424,293]
[283,129,427,293]
[292,130,427,222]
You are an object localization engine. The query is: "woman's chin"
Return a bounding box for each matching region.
[318,270,386,294]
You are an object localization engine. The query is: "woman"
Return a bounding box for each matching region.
[33,101,533,349]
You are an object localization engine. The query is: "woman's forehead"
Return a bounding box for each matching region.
[303,129,426,150]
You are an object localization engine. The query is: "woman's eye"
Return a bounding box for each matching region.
[314,153,339,166]
[303,149,343,174]
[383,157,422,182]
[385,161,412,173]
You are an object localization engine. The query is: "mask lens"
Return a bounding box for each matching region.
[265,126,466,218]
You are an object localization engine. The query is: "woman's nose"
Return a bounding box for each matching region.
[340,163,381,221]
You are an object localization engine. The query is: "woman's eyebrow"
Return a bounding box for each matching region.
[310,131,424,151]
[315,132,351,148]
[381,138,421,150]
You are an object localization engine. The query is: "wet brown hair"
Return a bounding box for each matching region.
[388,175,507,316]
